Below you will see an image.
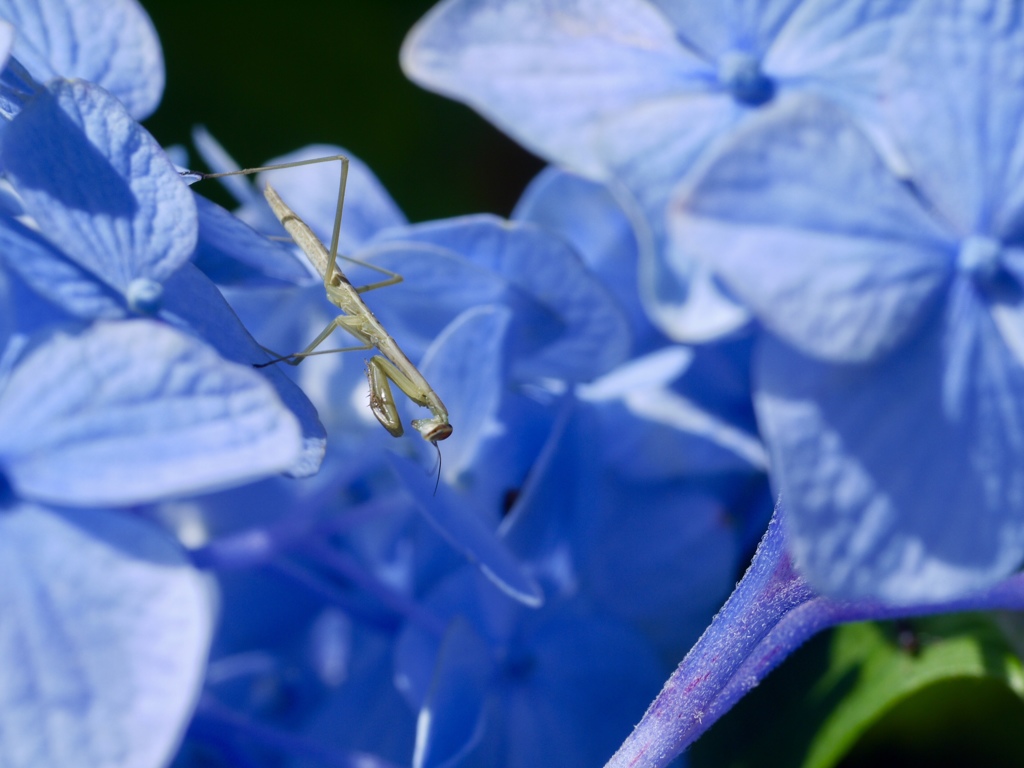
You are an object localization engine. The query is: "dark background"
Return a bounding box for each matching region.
[140,0,543,222]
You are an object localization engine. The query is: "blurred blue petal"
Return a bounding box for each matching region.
[579,347,767,477]
[2,79,196,297]
[756,291,1024,603]
[402,0,700,180]
[886,1,1024,237]
[345,239,510,363]
[413,619,490,768]
[673,97,952,362]
[417,305,510,487]
[0,320,303,506]
[398,567,666,768]
[190,126,264,209]
[513,167,666,353]
[0,503,211,768]
[257,145,408,254]
[505,392,744,657]
[192,193,315,287]
[0,0,164,119]
[391,215,630,380]
[388,453,543,607]
[403,0,913,342]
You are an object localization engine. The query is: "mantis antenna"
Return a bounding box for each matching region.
[193,155,453,445]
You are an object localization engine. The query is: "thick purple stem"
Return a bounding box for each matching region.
[605,504,1024,768]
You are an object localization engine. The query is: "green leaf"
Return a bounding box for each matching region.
[804,615,1024,768]
[690,614,1024,768]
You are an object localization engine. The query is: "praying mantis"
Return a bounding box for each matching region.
[193,155,453,445]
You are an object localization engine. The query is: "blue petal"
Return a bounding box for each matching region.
[256,145,408,254]
[192,193,315,287]
[393,215,631,381]
[673,96,953,362]
[0,18,12,68]
[161,265,326,478]
[887,1,1024,237]
[0,213,124,319]
[757,285,1024,603]
[2,79,196,296]
[650,0,803,59]
[579,347,768,477]
[594,93,752,341]
[0,319,303,506]
[189,126,263,209]
[412,619,491,768]
[499,613,666,768]
[343,238,510,363]
[0,0,163,119]
[0,503,211,768]
[417,305,509,487]
[402,0,704,180]
[387,453,543,607]
[513,167,668,352]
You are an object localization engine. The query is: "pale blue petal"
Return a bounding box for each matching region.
[887,0,1024,236]
[395,216,630,381]
[674,96,952,362]
[650,0,802,59]
[0,213,124,319]
[756,287,1024,603]
[192,193,314,287]
[0,504,211,768]
[387,453,543,607]
[2,79,196,295]
[161,265,326,478]
[591,95,753,342]
[0,320,303,506]
[402,0,705,179]
[0,18,12,68]
[0,0,163,119]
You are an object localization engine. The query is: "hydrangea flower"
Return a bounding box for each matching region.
[669,1,1024,604]
[401,0,913,341]
[0,319,312,768]
[0,77,325,475]
[0,0,164,120]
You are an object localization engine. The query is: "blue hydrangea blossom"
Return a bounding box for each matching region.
[670,1,1024,604]
[402,0,913,341]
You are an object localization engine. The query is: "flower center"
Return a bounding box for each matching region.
[717,50,774,106]
[126,277,164,315]
[957,235,1003,283]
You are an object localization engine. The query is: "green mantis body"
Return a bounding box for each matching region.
[198,155,452,444]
